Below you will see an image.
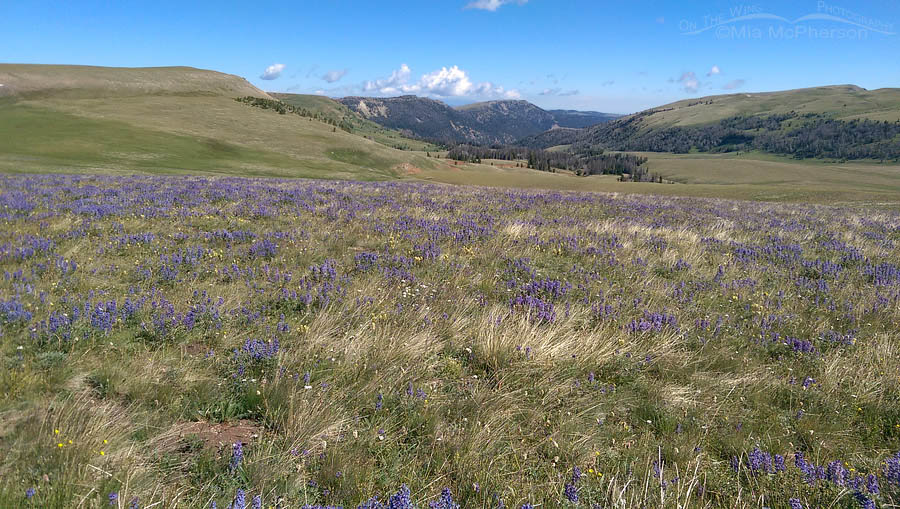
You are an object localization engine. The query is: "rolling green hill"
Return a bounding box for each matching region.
[520,85,900,160]
[620,85,900,129]
[270,93,438,151]
[0,64,434,178]
[0,64,269,100]
[1,65,899,205]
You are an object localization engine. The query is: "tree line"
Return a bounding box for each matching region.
[571,112,900,160]
[235,96,353,133]
[446,144,657,181]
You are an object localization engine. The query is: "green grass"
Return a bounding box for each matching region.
[0,63,266,100]
[2,64,899,206]
[2,176,900,508]
[273,93,440,152]
[0,102,304,175]
[411,152,900,206]
[0,64,437,180]
[626,85,900,130]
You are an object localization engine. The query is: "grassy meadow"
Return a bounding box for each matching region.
[2,175,900,508]
[412,153,900,206]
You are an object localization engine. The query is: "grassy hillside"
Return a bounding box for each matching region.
[521,85,900,161]
[0,64,269,100]
[0,64,434,179]
[631,85,900,130]
[271,93,439,151]
[1,65,898,206]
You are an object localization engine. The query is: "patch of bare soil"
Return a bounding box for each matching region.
[393,162,422,175]
[176,419,260,452]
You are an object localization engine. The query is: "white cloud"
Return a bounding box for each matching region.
[676,72,700,94]
[539,88,578,96]
[364,64,413,93]
[707,65,721,77]
[364,64,519,99]
[465,0,527,11]
[723,79,746,90]
[322,69,348,83]
[260,63,285,80]
[420,65,474,96]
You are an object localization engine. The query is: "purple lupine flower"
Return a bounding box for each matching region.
[376,393,383,411]
[572,466,583,483]
[130,497,140,509]
[866,473,879,494]
[232,489,246,509]
[789,499,804,509]
[774,454,786,472]
[25,487,35,499]
[428,487,459,509]
[564,482,579,502]
[827,460,846,486]
[230,442,244,471]
[387,484,412,509]
[109,492,119,505]
[853,491,875,509]
[252,494,262,509]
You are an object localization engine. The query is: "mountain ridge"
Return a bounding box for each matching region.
[337,95,619,144]
[518,84,900,160]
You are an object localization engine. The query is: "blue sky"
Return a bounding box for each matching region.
[2,0,898,113]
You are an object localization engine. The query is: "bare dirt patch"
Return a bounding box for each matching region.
[183,342,210,357]
[393,162,422,175]
[176,420,260,452]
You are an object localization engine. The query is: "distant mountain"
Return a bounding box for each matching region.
[455,100,556,142]
[337,95,618,144]
[521,85,900,160]
[547,110,622,128]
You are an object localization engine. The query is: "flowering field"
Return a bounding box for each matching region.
[2,174,900,509]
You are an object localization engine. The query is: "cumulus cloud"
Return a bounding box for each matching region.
[364,64,519,99]
[322,69,348,83]
[364,64,413,94]
[707,65,721,77]
[420,65,474,96]
[260,63,285,80]
[465,0,527,11]
[677,71,700,93]
[723,79,746,90]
